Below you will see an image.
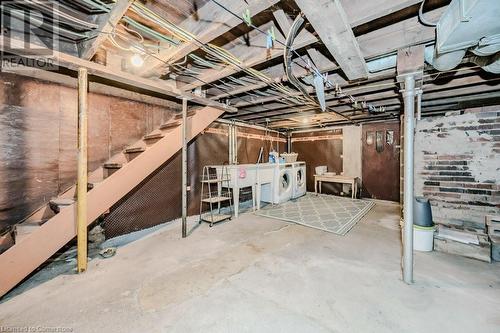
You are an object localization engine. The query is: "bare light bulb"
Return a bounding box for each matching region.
[130,54,144,67]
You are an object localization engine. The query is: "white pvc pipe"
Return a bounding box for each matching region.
[416,89,422,121]
[181,98,188,238]
[402,75,416,284]
[228,124,233,164]
[233,125,238,164]
[287,133,292,153]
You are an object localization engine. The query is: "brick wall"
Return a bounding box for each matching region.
[414,108,500,230]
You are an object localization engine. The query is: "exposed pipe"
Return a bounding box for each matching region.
[233,124,238,164]
[402,75,416,284]
[228,124,233,164]
[416,88,423,121]
[418,0,438,27]
[284,13,313,101]
[77,67,88,273]
[287,132,292,153]
[181,97,188,238]
[216,119,283,135]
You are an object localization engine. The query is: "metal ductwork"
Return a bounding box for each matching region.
[424,0,500,73]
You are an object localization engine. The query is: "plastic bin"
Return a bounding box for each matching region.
[413,225,435,252]
[414,197,433,227]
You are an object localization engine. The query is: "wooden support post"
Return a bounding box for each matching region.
[77,68,88,273]
[181,98,188,238]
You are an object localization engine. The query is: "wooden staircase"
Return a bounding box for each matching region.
[0,106,224,297]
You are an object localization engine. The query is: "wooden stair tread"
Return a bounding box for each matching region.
[15,221,45,243]
[103,163,122,169]
[174,110,196,119]
[49,198,74,206]
[144,133,164,140]
[125,147,146,154]
[160,121,181,130]
[16,223,41,234]
[87,182,102,190]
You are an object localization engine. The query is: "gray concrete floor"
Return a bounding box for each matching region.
[1,202,499,332]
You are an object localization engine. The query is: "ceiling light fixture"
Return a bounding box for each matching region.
[130,53,144,67]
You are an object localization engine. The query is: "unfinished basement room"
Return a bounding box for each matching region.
[0,0,499,332]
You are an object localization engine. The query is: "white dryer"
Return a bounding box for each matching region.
[291,162,306,199]
[261,164,293,204]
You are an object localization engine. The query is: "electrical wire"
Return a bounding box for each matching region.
[418,0,438,27]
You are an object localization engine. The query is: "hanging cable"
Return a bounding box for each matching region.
[284,13,315,102]
[418,0,438,27]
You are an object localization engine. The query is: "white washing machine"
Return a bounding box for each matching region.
[291,162,307,199]
[261,164,293,204]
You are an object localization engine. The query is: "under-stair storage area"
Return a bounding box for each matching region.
[1,1,499,332]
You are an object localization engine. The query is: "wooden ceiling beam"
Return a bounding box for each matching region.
[257,85,500,125]
[232,74,500,121]
[295,0,368,80]
[209,4,443,102]
[177,17,317,91]
[343,0,423,27]
[139,0,280,77]
[2,37,236,113]
[79,0,135,60]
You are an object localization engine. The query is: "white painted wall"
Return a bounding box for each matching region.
[342,125,362,179]
[341,125,362,194]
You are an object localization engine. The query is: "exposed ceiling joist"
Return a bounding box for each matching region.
[1,37,236,113]
[231,70,499,121]
[357,7,445,59]
[209,1,437,102]
[272,9,317,43]
[139,0,280,77]
[177,16,318,91]
[79,0,135,60]
[295,0,369,81]
[230,75,396,116]
[343,0,423,27]
[248,80,500,124]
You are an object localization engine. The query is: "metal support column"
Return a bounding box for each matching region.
[232,124,238,164]
[402,74,416,284]
[77,68,88,273]
[182,97,188,238]
[228,124,233,164]
[287,132,292,153]
[416,88,423,121]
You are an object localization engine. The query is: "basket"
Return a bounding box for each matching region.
[280,153,298,163]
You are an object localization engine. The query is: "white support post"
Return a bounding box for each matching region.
[287,132,292,153]
[233,124,238,164]
[181,97,188,238]
[402,74,416,284]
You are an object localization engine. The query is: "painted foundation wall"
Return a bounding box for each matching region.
[103,124,286,238]
[0,73,179,234]
[414,108,500,229]
[291,126,363,196]
[292,129,343,194]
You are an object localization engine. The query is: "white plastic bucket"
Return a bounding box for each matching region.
[413,225,435,252]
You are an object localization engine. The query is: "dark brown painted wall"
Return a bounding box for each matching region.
[0,73,178,233]
[292,129,343,194]
[361,121,401,201]
[103,124,286,238]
